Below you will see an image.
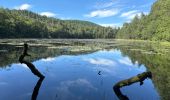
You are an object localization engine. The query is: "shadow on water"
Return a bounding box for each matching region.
[113,71,152,100]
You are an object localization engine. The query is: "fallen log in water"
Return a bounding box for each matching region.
[113,71,152,100]
[19,43,44,78]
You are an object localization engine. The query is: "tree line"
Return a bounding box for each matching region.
[0,0,169,41]
[116,0,170,41]
[0,8,119,39]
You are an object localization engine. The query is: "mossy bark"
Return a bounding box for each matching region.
[113,71,152,100]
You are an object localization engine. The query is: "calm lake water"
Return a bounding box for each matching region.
[0,39,169,100]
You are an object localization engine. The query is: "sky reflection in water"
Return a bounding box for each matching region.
[0,50,159,100]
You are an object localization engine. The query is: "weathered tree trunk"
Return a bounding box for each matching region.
[113,71,152,100]
[19,43,44,78]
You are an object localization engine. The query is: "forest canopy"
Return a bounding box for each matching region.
[116,0,170,41]
[0,0,169,41]
[0,8,118,39]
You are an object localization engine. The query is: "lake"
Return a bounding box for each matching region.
[0,39,170,100]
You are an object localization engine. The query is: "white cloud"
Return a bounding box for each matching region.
[102,2,114,8]
[83,58,116,66]
[15,63,29,69]
[118,57,133,66]
[84,9,119,18]
[40,12,56,17]
[120,10,139,19]
[94,2,114,9]
[120,10,148,20]
[41,57,55,62]
[93,0,123,9]
[60,17,72,20]
[99,23,122,28]
[56,79,97,99]
[15,3,32,10]
[62,79,97,90]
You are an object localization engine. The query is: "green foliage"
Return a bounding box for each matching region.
[1,0,169,40]
[116,0,170,41]
[115,40,170,100]
[0,8,118,38]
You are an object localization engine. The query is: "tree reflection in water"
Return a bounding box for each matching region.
[32,77,44,100]
[19,43,44,78]
[19,43,45,100]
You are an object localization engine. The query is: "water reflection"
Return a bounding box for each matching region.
[0,43,97,68]
[0,45,160,100]
[17,43,45,100]
[19,43,44,78]
[115,42,170,100]
[55,78,98,100]
[32,77,44,100]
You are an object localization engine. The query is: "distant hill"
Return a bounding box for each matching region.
[116,0,170,41]
[0,8,118,38]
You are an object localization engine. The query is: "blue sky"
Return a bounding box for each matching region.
[0,0,156,27]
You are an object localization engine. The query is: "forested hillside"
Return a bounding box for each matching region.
[1,0,169,40]
[0,8,118,38]
[116,0,170,41]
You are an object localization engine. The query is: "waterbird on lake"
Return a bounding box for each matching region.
[98,71,101,75]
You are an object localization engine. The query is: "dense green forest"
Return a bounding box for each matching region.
[116,0,170,41]
[0,0,169,41]
[0,8,118,38]
[115,40,170,100]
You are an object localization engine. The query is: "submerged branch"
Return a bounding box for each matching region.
[113,71,152,100]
